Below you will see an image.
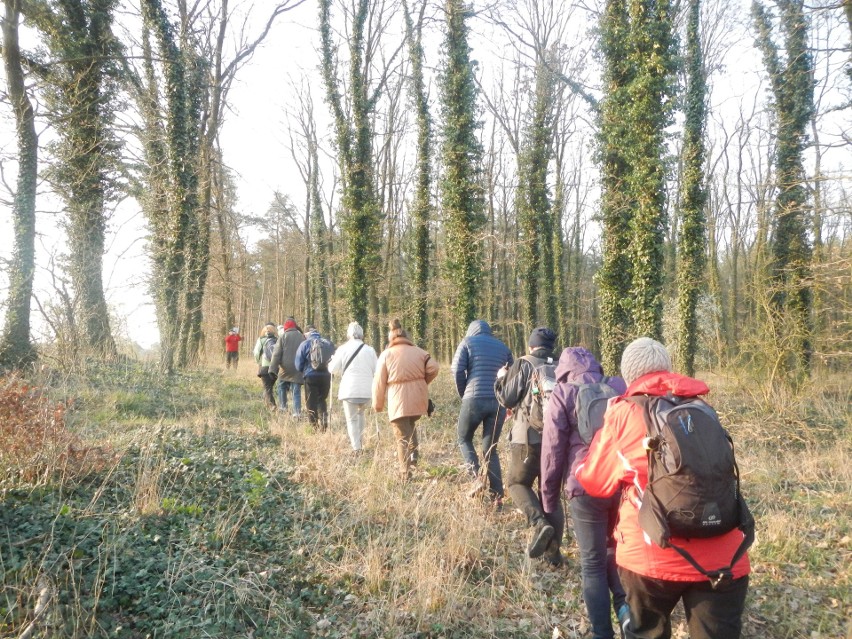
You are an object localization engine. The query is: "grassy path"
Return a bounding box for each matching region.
[1,363,849,637]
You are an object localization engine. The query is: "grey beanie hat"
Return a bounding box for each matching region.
[620,337,672,385]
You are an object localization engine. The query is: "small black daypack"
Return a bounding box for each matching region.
[573,378,619,445]
[629,394,755,587]
[521,356,557,432]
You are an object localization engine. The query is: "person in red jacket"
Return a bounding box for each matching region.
[225,327,242,369]
[576,337,750,639]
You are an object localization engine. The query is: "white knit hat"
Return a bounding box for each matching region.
[620,337,672,385]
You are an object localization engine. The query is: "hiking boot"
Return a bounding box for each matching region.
[541,540,563,567]
[617,604,631,639]
[492,496,504,513]
[527,520,555,558]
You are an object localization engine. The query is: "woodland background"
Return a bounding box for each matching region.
[0,0,850,378]
[1,2,851,637]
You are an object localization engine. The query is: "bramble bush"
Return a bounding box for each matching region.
[0,375,109,486]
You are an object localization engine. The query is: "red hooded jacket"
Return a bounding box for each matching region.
[225,333,242,352]
[575,371,751,582]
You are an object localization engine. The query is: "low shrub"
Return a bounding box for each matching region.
[0,375,109,486]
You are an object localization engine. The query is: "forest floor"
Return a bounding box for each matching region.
[0,360,849,638]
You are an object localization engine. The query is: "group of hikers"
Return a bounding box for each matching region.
[229,318,752,639]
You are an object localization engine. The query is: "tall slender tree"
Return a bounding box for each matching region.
[403,0,433,347]
[25,0,121,358]
[440,0,485,328]
[597,0,676,372]
[138,0,203,372]
[676,0,708,376]
[625,0,677,339]
[0,0,38,369]
[753,0,815,378]
[319,0,387,342]
[596,0,635,372]
[517,55,558,330]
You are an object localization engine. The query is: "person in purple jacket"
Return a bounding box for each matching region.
[540,346,629,639]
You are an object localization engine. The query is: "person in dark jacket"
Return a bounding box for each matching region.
[451,320,514,506]
[494,326,561,564]
[294,326,335,430]
[541,346,629,638]
[269,317,306,417]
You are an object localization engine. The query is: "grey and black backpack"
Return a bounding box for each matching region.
[521,356,557,432]
[573,378,619,445]
[629,393,755,587]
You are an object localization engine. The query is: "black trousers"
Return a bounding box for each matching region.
[506,443,563,544]
[619,567,749,639]
[259,370,276,408]
[304,374,331,429]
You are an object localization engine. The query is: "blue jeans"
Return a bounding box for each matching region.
[457,397,505,497]
[276,380,302,415]
[570,492,627,639]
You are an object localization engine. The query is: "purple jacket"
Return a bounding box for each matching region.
[540,347,627,514]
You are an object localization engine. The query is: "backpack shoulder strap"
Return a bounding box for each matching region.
[342,342,365,376]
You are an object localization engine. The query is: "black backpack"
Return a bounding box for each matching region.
[629,394,755,587]
[309,337,334,371]
[521,356,557,432]
[573,378,619,445]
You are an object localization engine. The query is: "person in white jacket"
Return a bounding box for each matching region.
[329,322,378,453]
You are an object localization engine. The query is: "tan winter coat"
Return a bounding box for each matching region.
[373,336,439,422]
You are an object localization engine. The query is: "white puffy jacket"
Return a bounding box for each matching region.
[328,339,378,401]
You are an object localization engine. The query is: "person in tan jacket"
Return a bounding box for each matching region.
[372,319,439,480]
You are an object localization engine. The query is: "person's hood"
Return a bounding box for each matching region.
[555,347,603,383]
[306,330,320,339]
[626,371,709,398]
[465,320,492,337]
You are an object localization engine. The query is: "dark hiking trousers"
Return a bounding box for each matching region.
[304,373,331,429]
[619,568,748,639]
[507,443,562,544]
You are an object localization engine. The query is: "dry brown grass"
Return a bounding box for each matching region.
[252,365,851,638]
[6,358,847,637]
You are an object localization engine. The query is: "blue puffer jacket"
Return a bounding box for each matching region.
[451,320,513,400]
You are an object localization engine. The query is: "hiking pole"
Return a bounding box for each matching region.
[329,373,335,424]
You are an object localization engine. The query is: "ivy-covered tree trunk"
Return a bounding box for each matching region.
[596,0,635,373]
[517,56,558,331]
[675,0,708,376]
[624,0,675,340]
[403,0,433,347]
[139,0,202,372]
[0,0,38,369]
[309,137,331,333]
[440,0,485,328]
[175,50,207,367]
[753,0,815,379]
[319,0,383,338]
[26,0,120,359]
[597,0,675,372]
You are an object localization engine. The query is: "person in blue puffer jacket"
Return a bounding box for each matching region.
[450,319,513,507]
